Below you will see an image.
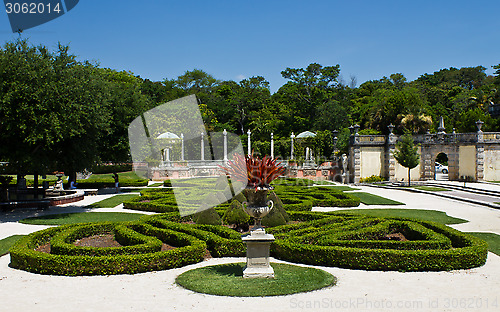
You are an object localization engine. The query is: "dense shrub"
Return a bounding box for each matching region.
[92,164,132,174]
[360,175,386,183]
[193,208,222,226]
[223,200,250,226]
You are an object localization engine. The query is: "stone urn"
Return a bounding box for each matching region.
[241,187,275,278]
[242,187,274,231]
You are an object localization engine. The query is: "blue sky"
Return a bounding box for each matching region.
[1,0,499,92]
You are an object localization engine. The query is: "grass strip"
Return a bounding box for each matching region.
[349,192,405,205]
[411,186,449,192]
[315,185,360,191]
[19,212,145,225]
[0,235,25,256]
[176,262,336,297]
[148,183,164,187]
[336,208,468,225]
[469,232,500,256]
[87,194,139,208]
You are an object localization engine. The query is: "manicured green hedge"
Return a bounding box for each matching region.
[9,222,206,276]
[49,222,162,256]
[268,216,487,272]
[8,211,488,275]
[143,216,245,257]
[92,164,133,174]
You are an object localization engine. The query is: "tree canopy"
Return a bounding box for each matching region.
[1,39,499,172]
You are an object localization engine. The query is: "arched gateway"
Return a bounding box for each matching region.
[348,120,500,183]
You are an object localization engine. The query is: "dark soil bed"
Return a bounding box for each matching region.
[34,234,179,254]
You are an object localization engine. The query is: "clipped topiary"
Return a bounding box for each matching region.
[268,191,290,222]
[261,205,287,227]
[233,191,247,203]
[223,199,250,227]
[193,208,222,226]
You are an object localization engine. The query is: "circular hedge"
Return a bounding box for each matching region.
[9,212,488,276]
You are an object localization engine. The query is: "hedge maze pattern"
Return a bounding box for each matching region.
[10,211,487,275]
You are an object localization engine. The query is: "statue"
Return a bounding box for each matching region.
[341,154,349,184]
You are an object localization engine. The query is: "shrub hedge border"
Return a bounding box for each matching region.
[8,207,488,275]
[9,222,206,276]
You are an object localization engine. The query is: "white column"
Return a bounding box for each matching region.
[305,147,309,161]
[201,132,205,161]
[166,148,171,162]
[290,132,295,159]
[223,129,228,161]
[247,129,251,156]
[270,133,274,159]
[181,133,185,161]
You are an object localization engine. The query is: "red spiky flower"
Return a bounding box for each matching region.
[220,153,285,189]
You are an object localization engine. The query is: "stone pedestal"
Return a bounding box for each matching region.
[242,229,275,278]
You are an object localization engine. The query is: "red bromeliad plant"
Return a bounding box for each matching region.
[220,153,285,189]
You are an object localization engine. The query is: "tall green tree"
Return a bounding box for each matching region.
[0,39,112,177]
[393,132,420,186]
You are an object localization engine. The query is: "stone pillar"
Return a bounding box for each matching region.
[387,124,396,182]
[181,133,185,161]
[247,129,251,156]
[242,232,275,278]
[270,133,274,159]
[476,120,485,181]
[200,132,205,161]
[290,132,295,160]
[350,126,361,184]
[223,129,228,162]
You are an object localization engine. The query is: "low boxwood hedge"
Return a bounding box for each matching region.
[9,222,206,276]
[7,192,488,276]
[268,215,487,272]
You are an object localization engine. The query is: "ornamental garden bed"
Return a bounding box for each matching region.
[9,211,488,276]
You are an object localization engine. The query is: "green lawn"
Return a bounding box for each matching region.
[0,235,25,256]
[176,262,336,297]
[469,232,500,256]
[411,186,449,192]
[20,212,145,225]
[349,192,405,205]
[336,208,468,225]
[317,185,360,192]
[148,182,164,187]
[83,171,144,182]
[87,194,139,208]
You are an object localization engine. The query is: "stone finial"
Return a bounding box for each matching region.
[388,124,395,134]
[437,116,446,134]
[353,124,360,135]
[476,120,484,132]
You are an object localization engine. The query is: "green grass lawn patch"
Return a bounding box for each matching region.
[176,262,336,297]
[19,212,145,225]
[87,194,139,208]
[411,186,449,192]
[336,208,467,225]
[469,232,500,256]
[148,182,164,187]
[349,192,405,205]
[0,235,25,256]
[316,185,360,191]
